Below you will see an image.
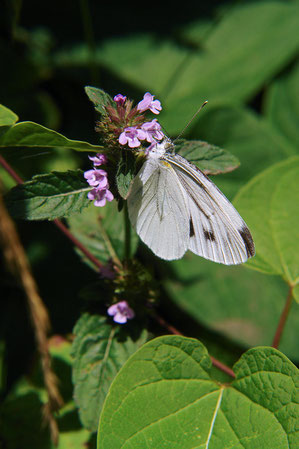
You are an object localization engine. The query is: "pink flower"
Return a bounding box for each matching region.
[88,153,107,166]
[137,92,162,114]
[88,187,114,207]
[114,94,127,105]
[107,301,135,324]
[84,169,108,188]
[141,119,164,143]
[119,126,146,148]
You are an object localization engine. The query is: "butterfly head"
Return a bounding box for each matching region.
[147,137,174,159]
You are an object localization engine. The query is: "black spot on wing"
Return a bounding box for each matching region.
[239,227,255,258]
[189,218,195,237]
[203,229,215,241]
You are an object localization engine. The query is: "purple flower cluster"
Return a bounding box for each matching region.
[115,92,164,149]
[84,153,114,207]
[107,300,135,324]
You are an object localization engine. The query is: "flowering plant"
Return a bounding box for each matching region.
[1,86,297,449]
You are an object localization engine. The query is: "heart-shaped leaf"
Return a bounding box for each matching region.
[233,157,299,299]
[98,336,298,449]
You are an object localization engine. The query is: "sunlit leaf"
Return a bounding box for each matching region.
[0,121,105,153]
[5,170,91,220]
[98,336,298,449]
[85,86,113,115]
[0,104,18,127]
[234,157,299,297]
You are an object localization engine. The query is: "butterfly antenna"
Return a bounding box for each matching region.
[173,100,208,143]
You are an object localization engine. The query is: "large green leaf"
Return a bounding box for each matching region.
[5,169,91,220]
[98,336,298,449]
[94,2,299,134]
[164,255,299,360]
[68,197,138,266]
[0,104,18,127]
[0,121,104,153]
[234,157,299,295]
[264,59,299,147]
[72,313,148,431]
[190,105,296,198]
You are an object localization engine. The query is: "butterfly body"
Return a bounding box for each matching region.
[128,138,255,264]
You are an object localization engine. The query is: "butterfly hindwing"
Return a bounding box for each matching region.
[165,153,255,264]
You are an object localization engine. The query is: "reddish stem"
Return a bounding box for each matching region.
[153,313,235,379]
[0,155,103,270]
[272,286,293,349]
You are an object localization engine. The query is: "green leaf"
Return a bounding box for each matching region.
[0,104,18,126]
[234,157,299,293]
[84,86,113,115]
[165,255,299,360]
[68,198,139,266]
[5,169,91,220]
[72,313,148,431]
[96,2,299,134]
[98,336,298,449]
[116,150,137,199]
[175,139,239,175]
[190,105,296,199]
[0,121,104,153]
[264,60,299,147]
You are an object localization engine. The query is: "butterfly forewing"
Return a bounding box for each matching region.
[164,152,255,264]
[127,158,190,260]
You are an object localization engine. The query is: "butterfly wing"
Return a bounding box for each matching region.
[127,157,190,260]
[165,153,255,264]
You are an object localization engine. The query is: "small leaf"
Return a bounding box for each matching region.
[116,150,137,199]
[68,199,139,266]
[98,336,298,449]
[0,104,18,127]
[5,169,91,220]
[0,121,105,153]
[72,313,148,431]
[175,139,240,175]
[234,156,299,296]
[85,86,113,115]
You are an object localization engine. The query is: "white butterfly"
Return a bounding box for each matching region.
[127,137,255,264]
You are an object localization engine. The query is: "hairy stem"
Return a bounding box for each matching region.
[272,285,294,349]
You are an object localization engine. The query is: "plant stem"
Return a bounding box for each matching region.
[153,313,236,379]
[0,155,103,271]
[123,201,131,263]
[272,285,294,349]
